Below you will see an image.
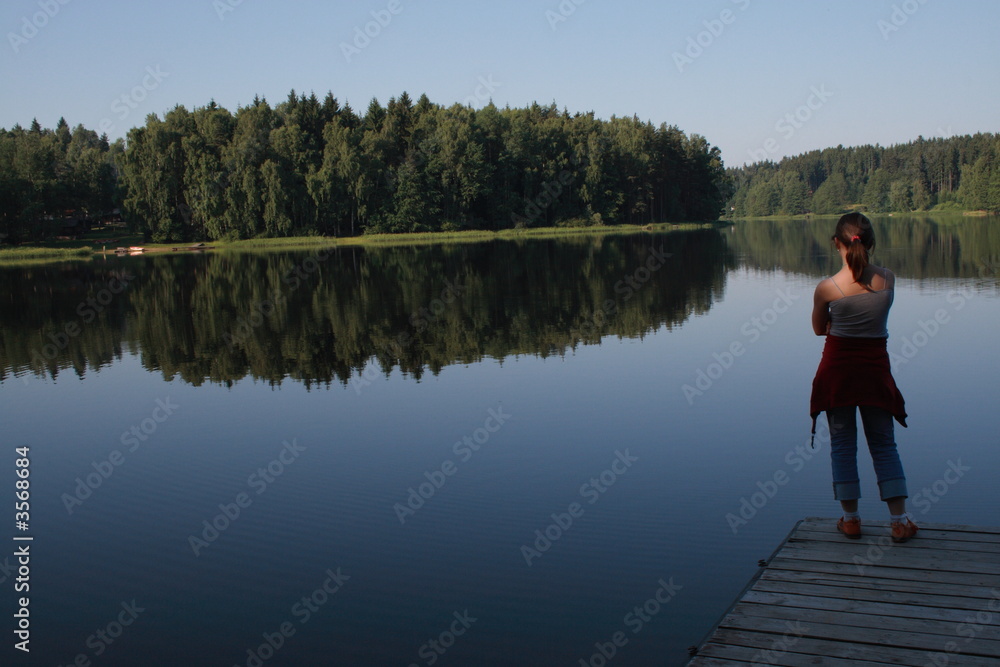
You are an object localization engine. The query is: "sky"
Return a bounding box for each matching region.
[2,0,998,166]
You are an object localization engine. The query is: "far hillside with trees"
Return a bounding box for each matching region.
[2,101,997,247]
[726,133,1000,217]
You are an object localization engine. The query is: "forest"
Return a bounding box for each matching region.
[0,91,726,243]
[3,93,998,244]
[726,132,1000,216]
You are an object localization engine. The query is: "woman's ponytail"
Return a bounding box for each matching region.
[834,213,875,287]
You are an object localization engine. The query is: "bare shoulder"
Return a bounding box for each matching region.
[870,266,894,290]
[813,277,837,302]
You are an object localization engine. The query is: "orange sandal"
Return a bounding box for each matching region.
[891,518,918,543]
[837,516,862,539]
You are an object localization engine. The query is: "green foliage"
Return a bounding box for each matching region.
[811,172,850,214]
[5,93,726,243]
[958,140,1000,211]
[911,178,931,211]
[0,122,117,244]
[862,168,892,213]
[889,180,912,213]
[727,133,999,216]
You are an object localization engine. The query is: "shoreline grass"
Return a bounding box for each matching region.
[1,222,727,264]
[331,222,725,248]
[723,209,994,223]
[0,246,94,265]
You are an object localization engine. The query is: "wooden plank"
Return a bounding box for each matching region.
[719,611,1000,656]
[687,656,758,667]
[698,631,925,666]
[752,578,1000,612]
[765,555,1000,589]
[687,518,1000,665]
[761,566,1000,601]
[734,599,1000,643]
[741,589,1000,630]
[772,543,1000,576]
[693,639,897,666]
[699,628,1000,666]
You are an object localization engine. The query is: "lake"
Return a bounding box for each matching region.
[2,215,999,666]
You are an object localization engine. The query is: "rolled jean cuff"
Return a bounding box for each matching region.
[878,478,908,501]
[833,481,861,501]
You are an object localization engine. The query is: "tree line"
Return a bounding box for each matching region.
[0,91,728,243]
[726,133,1000,217]
[0,118,122,242]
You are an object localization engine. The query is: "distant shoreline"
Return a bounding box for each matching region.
[0,222,727,265]
[721,209,994,222]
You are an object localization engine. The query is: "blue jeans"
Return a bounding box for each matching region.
[827,406,907,501]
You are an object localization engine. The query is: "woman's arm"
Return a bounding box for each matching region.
[812,281,832,336]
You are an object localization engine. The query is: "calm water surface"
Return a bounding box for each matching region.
[2,216,999,665]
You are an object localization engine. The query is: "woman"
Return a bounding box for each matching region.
[810,212,918,543]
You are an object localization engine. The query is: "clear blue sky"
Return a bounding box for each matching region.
[2,0,997,166]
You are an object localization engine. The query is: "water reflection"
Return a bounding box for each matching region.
[2,215,997,387]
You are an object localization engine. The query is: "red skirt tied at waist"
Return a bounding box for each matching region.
[810,335,907,432]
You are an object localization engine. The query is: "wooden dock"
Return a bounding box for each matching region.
[688,517,1000,666]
